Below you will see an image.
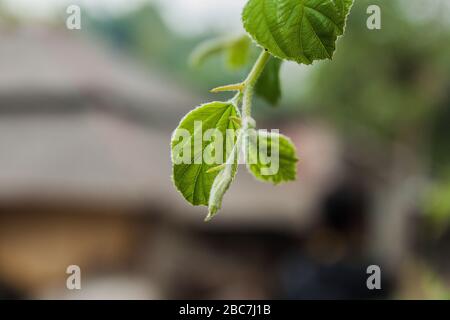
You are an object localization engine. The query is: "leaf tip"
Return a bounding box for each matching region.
[205,208,217,222]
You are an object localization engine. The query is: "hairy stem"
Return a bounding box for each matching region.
[242,49,271,122]
[206,50,271,221]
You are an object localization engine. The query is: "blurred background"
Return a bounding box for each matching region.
[0,0,449,299]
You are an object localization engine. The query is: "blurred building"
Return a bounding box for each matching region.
[0,26,189,298]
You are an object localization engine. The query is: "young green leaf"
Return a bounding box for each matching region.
[242,0,354,64]
[189,37,229,67]
[255,58,282,106]
[246,130,298,184]
[207,132,242,221]
[226,35,252,70]
[171,102,241,207]
[190,35,252,70]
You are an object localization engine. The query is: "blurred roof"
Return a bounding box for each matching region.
[0,27,343,229]
[0,26,193,203]
[0,27,195,124]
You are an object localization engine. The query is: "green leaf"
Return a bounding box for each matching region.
[190,35,252,70]
[171,102,241,208]
[207,132,242,221]
[255,57,282,105]
[189,37,229,67]
[226,35,252,70]
[246,130,298,184]
[242,0,354,64]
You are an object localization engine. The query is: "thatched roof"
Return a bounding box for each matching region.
[0,27,193,206]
